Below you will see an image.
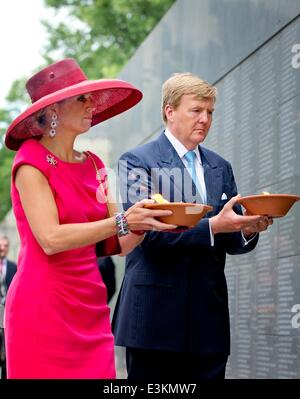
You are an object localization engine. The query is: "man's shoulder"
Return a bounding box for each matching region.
[119,135,160,161]
[200,145,232,168]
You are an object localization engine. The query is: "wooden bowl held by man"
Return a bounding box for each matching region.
[144,194,213,227]
[238,192,300,218]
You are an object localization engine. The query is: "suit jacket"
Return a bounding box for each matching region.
[112,132,258,355]
[5,260,17,291]
[1,259,17,304]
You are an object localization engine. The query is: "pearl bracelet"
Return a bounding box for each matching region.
[115,211,130,237]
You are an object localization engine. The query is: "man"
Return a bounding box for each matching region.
[112,73,273,380]
[0,234,17,379]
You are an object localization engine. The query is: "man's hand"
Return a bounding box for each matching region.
[210,194,272,235]
[242,211,273,238]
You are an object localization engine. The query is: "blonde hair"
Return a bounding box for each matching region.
[161,72,217,123]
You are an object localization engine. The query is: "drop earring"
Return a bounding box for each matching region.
[49,113,57,137]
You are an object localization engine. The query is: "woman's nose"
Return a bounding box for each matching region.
[85,95,96,112]
[86,106,96,113]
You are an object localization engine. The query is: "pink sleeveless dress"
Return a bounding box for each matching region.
[5,139,116,379]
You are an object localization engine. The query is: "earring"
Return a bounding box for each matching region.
[49,113,57,137]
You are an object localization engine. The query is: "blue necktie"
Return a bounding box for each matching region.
[184,151,206,204]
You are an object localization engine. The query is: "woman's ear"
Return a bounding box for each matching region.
[47,104,58,116]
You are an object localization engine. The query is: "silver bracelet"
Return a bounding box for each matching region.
[115,211,130,237]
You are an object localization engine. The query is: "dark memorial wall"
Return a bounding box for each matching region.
[92,0,300,378]
[209,17,300,378]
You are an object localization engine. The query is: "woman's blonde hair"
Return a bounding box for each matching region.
[161,72,217,123]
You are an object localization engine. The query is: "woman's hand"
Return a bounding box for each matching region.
[124,199,177,232]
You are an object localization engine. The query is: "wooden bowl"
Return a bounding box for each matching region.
[238,194,300,217]
[144,202,213,227]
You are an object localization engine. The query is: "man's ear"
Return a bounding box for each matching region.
[164,104,174,122]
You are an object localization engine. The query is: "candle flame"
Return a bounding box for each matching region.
[152,194,169,203]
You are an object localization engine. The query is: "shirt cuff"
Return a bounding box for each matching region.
[241,231,258,246]
[208,219,214,246]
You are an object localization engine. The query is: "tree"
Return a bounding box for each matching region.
[42,0,175,77]
[0,107,15,222]
[0,76,32,222]
[0,147,14,221]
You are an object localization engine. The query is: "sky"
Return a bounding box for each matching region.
[0,0,50,107]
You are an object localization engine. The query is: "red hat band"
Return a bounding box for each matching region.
[26,59,87,103]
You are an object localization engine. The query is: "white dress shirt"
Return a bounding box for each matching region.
[164,128,207,204]
[0,258,7,304]
[0,258,7,282]
[164,129,214,245]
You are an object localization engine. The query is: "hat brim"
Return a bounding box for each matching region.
[5,79,142,150]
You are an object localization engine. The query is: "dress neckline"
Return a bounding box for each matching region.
[36,140,88,165]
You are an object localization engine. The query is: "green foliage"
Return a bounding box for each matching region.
[0,109,11,131]
[0,106,14,222]
[42,0,175,78]
[0,147,14,222]
[6,77,30,105]
[0,87,27,222]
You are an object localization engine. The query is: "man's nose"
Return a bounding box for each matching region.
[199,111,209,124]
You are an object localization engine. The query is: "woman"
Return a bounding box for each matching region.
[4,59,176,379]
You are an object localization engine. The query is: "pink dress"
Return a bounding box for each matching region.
[5,139,116,379]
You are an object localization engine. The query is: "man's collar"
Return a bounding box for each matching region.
[164,128,202,164]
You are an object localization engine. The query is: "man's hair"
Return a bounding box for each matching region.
[161,72,217,123]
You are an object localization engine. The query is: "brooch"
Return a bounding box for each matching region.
[46,154,58,167]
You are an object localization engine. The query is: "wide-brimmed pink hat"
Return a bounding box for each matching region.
[5,58,143,150]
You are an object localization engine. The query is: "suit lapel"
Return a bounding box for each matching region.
[157,133,185,202]
[200,146,223,212]
[155,133,224,207]
[157,133,194,203]
[5,261,10,286]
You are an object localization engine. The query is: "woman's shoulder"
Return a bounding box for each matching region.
[15,139,44,160]
[13,139,51,178]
